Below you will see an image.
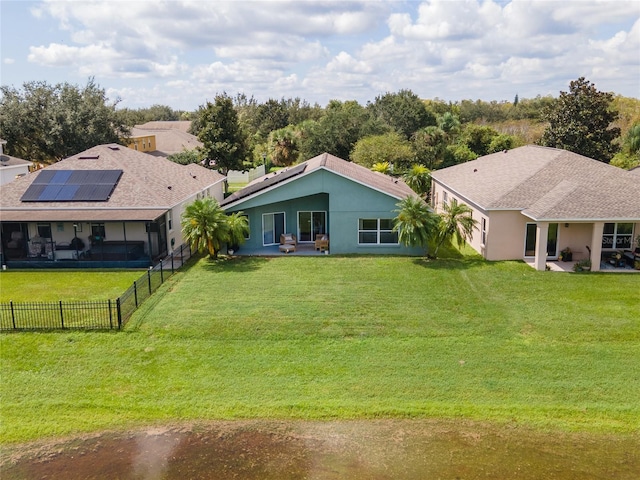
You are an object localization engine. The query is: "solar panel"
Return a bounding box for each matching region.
[221,163,307,206]
[20,170,123,202]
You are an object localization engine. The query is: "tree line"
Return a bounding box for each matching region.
[1,77,638,172]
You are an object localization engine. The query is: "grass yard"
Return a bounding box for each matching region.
[0,270,145,302]
[1,255,639,443]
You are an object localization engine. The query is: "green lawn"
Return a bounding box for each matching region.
[0,270,145,302]
[1,255,639,443]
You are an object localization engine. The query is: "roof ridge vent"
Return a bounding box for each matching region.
[108,146,120,151]
[78,155,100,160]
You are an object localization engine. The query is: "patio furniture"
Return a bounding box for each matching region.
[608,251,626,268]
[279,233,297,254]
[315,234,329,252]
[278,243,296,254]
[280,233,297,246]
[7,231,23,249]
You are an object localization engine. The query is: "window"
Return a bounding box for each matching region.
[602,223,633,249]
[242,214,250,240]
[524,223,558,257]
[37,223,52,239]
[481,217,487,245]
[263,212,285,245]
[91,223,106,243]
[167,210,173,230]
[298,211,326,242]
[443,191,448,207]
[358,218,398,245]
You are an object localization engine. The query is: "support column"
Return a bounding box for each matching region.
[590,222,604,272]
[534,222,549,271]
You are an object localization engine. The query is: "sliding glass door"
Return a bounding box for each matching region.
[298,211,326,242]
[263,212,285,245]
[525,223,559,257]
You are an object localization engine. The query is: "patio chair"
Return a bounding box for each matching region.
[7,231,23,249]
[315,233,329,252]
[280,233,297,246]
[279,233,297,254]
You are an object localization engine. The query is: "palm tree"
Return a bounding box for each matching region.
[226,212,250,252]
[181,197,230,259]
[433,199,478,257]
[393,196,439,257]
[403,164,431,198]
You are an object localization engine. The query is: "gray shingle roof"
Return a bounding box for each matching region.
[0,144,224,222]
[222,152,418,208]
[431,145,640,221]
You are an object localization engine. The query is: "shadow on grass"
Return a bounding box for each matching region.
[411,256,487,270]
[198,255,269,273]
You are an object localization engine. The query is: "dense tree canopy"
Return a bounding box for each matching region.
[0,79,128,163]
[369,89,436,139]
[299,100,384,160]
[350,132,414,170]
[541,77,620,163]
[195,93,249,174]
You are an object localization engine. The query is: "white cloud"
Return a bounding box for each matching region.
[6,0,639,109]
[4,58,15,65]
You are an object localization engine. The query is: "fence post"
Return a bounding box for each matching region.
[108,299,113,329]
[134,281,138,308]
[59,300,65,329]
[116,298,122,329]
[171,251,175,273]
[147,269,152,295]
[10,300,16,330]
[160,261,164,283]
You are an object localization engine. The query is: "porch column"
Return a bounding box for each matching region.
[590,222,604,272]
[534,222,549,271]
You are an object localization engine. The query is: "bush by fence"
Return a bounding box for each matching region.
[0,243,193,331]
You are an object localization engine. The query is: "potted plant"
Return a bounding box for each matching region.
[573,259,591,272]
[559,247,572,262]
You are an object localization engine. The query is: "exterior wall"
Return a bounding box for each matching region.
[127,135,156,153]
[0,164,30,185]
[555,223,593,260]
[166,180,225,252]
[225,169,423,255]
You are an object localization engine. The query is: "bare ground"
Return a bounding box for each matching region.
[1,419,639,480]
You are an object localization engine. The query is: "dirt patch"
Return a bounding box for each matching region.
[1,419,638,479]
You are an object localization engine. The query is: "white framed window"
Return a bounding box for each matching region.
[602,223,633,249]
[242,214,250,240]
[263,212,285,245]
[481,217,487,245]
[167,210,173,231]
[358,218,398,245]
[443,191,448,207]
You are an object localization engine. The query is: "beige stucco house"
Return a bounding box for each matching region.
[431,145,640,271]
[0,144,224,267]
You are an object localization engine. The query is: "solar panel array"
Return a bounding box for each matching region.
[21,170,123,202]
[221,163,307,205]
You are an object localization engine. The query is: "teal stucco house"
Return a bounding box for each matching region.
[221,153,423,255]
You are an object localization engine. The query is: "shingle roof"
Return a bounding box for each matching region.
[431,145,640,221]
[134,121,192,133]
[130,127,202,157]
[221,152,418,208]
[0,154,32,167]
[0,144,224,222]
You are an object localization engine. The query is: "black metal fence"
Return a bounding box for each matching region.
[0,243,193,332]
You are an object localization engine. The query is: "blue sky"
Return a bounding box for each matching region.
[1,0,638,111]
